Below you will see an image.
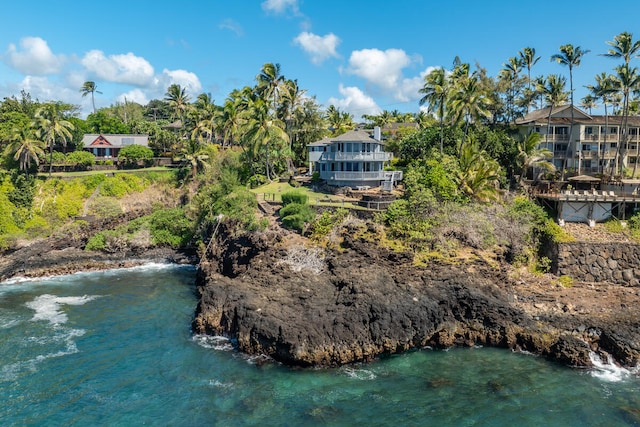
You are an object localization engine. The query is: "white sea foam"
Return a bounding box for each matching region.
[208,379,235,389]
[588,351,637,382]
[343,366,377,380]
[193,334,234,351]
[0,327,85,382]
[26,294,100,325]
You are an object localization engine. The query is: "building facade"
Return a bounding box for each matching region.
[516,105,640,176]
[308,127,402,189]
[82,134,149,160]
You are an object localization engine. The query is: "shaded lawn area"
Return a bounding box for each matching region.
[250,181,360,207]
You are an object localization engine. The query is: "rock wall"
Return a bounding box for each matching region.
[554,242,640,286]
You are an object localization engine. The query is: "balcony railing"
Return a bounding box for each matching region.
[320,171,388,181]
[320,152,392,161]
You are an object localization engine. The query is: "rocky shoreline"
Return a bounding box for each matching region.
[192,221,640,369]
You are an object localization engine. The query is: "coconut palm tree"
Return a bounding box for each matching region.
[419,67,450,154]
[501,56,523,123]
[6,126,46,175]
[80,81,102,114]
[449,71,492,149]
[456,137,501,202]
[517,131,555,183]
[552,44,590,174]
[180,138,210,179]
[34,102,75,176]
[519,47,541,99]
[603,32,640,177]
[611,64,640,176]
[242,97,289,180]
[586,73,616,174]
[256,62,284,112]
[164,84,191,124]
[538,74,569,177]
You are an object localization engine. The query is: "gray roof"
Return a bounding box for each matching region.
[82,134,149,149]
[331,129,379,142]
[516,105,640,127]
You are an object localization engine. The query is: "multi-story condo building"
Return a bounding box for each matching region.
[516,105,640,176]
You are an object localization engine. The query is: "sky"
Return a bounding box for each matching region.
[1,0,640,120]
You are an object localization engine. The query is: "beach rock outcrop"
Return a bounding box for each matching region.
[192,221,640,368]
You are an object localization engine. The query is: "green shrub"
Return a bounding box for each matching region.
[148,208,194,248]
[247,174,267,189]
[309,208,349,238]
[50,151,66,164]
[279,203,315,231]
[85,232,106,251]
[118,145,154,164]
[89,197,123,218]
[66,151,95,168]
[311,171,321,183]
[281,191,308,206]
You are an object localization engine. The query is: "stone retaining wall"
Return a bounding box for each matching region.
[553,242,640,286]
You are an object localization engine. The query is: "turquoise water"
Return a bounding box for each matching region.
[2,265,640,426]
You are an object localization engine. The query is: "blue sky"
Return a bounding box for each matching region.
[1,0,639,119]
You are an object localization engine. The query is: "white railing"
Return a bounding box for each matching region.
[321,171,388,181]
[320,152,392,161]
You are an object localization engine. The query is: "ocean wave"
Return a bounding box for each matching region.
[588,351,638,382]
[192,334,234,351]
[26,294,101,325]
[342,366,377,381]
[0,327,85,382]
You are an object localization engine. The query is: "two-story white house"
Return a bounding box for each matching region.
[516,105,640,176]
[308,127,402,189]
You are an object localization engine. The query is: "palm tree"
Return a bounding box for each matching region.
[519,47,541,102]
[603,32,640,177]
[419,67,450,154]
[449,71,492,148]
[586,73,616,174]
[180,138,210,178]
[325,105,354,136]
[256,62,284,113]
[6,126,46,175]
[80,81,102,114]
[164,84,191,125]
[611,64,640,176]
[538,74,568,178]
[551,44,590,174]
[579,94,597,114]
[242,97,289,180]
[34,102,75,176]
[502,56,523,123]
[517,131,555,183]
[456,137,501,202]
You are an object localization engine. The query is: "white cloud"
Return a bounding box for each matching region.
[347,48,414,90]
[327,84,380,120]
[219,19,244,36]
[117,88,149,106]
[158,69,202,94]
[293,32,340,65]
[4,37,64,75]
[81,50,155,86]
[261,0,299,14]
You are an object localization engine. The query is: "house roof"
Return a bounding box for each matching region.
[82,134,149,149]
[516,105,640,127]
[568,175,600,182]
[308,129,383,147]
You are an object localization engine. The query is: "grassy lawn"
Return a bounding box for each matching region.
[38,166,175,179]
[250,181,360,207]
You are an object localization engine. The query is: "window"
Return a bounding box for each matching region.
[586,127,593,135]
[611,142,617,148]
[631,128,638,136]
[555,143,568,152]
[582,144,591,151]
[611,127,618,134]
[554,127,568,135]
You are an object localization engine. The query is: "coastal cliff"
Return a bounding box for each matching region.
[193,220,640,368]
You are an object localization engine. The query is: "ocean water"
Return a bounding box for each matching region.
[1,265,640,426]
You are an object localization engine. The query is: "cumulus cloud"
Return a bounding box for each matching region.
[327,84,380,120]
[81,50,154,86]
[4,37,64,75]
[261,0,299,14]
[219,19,244,36]
[293,32,340,65]
[117,88,149,106]
[347,48,413,90]
[158,69,202,94]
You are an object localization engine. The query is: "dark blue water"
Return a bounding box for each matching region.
[2,265,640,426]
